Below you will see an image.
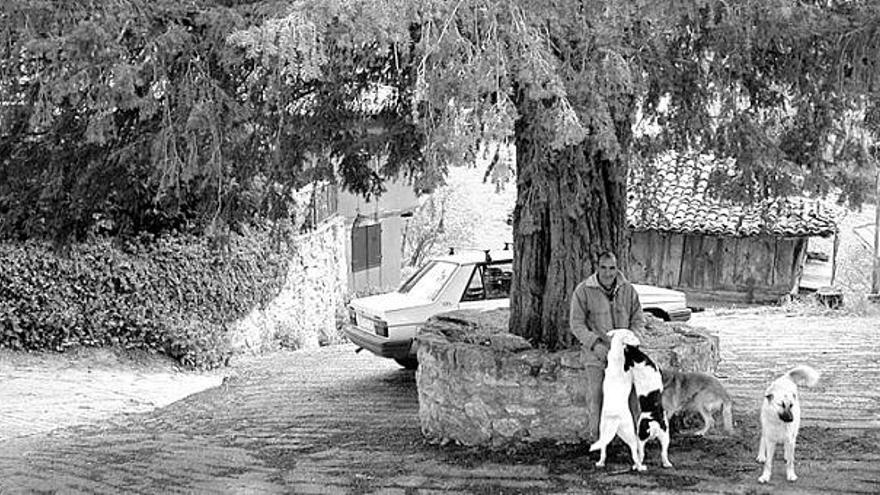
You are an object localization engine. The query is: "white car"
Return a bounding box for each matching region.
[343,248,692,369]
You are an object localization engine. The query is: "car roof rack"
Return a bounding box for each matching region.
[447,246,485,255]
[447,247,492,262]
[448,243,514,256]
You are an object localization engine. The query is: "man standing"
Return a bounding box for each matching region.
[569,250,645,437]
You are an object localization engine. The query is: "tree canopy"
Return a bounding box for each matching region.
[0,0,426,242]
[2,0,879,346]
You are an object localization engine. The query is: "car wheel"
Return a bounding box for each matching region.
[394,357,419,370]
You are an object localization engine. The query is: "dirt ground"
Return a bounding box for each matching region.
[428,425,880,494]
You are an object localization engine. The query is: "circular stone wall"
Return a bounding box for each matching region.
[414,309,720,448]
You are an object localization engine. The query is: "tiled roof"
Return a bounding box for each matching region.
[626,157,840,238]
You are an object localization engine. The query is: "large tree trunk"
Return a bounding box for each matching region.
[509,99,631,349]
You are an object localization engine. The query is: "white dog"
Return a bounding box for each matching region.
[589,329,643,471]
[756,365,820,483]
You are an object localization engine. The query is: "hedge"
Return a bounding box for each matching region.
[0,230,290,369]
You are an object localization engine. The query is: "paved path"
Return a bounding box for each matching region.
[0,312,878,494]
[693,310,880,429]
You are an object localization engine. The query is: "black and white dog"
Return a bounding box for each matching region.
[625,344,673,469]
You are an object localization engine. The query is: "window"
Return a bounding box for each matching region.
[460,262,513,302]
[352,223,381,272]
[399,261,457,301]
[461,266,485,302]
[484,263,513,299]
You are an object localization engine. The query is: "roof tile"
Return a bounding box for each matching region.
[627,158,839,237]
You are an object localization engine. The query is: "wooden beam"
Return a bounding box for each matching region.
[677,287,790,306]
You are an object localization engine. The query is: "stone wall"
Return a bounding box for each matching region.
[414,309,720,448]
[229,216,347,354]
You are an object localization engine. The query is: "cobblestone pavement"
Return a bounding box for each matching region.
[0,311,878,494]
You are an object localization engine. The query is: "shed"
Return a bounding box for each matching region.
[625,159,840,305]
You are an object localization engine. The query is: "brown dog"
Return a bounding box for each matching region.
[661,369,734,436]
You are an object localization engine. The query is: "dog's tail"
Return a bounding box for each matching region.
[721,398,734,434]
[786,365,820,387]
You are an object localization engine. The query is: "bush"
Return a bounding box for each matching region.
[0,231,290,369]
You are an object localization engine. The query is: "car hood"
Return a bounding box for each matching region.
[348,291,433,321]
[633,284,686,302]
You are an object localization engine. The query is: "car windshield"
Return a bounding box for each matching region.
[399,261,457,301]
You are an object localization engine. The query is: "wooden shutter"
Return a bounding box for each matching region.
[351,225,367,272]
[366,223,382,269]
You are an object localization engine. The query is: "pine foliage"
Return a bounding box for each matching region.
[2,0,879,243]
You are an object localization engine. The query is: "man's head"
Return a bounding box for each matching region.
[596,251,618,287]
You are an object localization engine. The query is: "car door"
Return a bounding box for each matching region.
[457,261,513,311]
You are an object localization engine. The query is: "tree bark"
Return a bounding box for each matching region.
[872,167,880,294]
[509,99,630,350]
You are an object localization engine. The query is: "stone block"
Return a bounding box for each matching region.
[504,404,538,417]
[492,418,524,439]
[487,333,532,352]
[559,349,586,369]
[464,397,492,424]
